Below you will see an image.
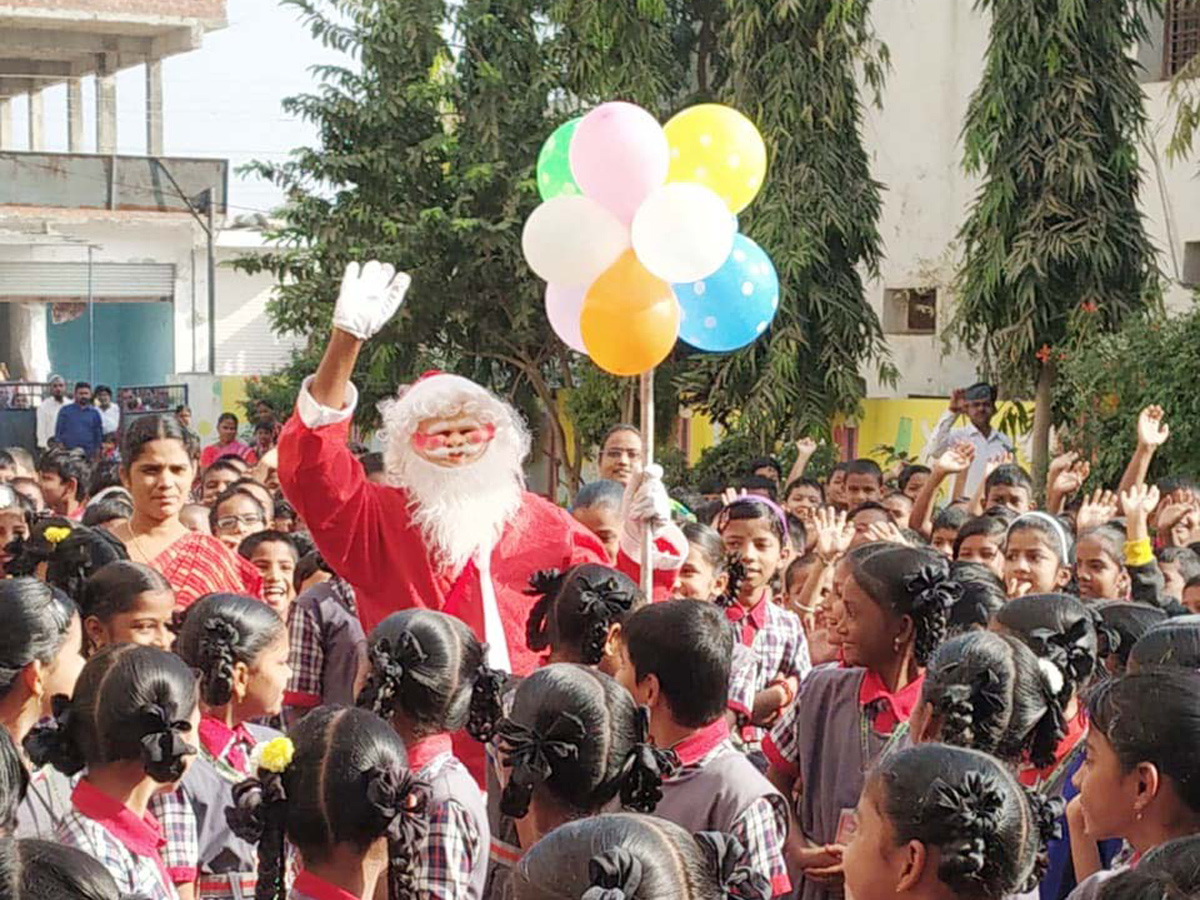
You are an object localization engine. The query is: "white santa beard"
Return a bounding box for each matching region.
[389,436,524,573]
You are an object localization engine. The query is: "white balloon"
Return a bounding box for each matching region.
[522,196,630,287]
[631,183,736,283]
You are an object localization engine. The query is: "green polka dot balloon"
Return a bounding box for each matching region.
[536,117,582,201]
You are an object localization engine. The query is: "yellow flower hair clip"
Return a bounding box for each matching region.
[252,736,295,774]
[43,526,72,547]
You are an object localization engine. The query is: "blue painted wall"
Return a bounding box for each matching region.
[47,301,174,386]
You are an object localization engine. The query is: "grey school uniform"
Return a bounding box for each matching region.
[283,579,366,728]
[151,721,281,900]
[766,666,907,900]
[16,765,73,838]
[412,736,490,900]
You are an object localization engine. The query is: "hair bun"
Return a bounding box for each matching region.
[619,706,678,813]
[694,831,771,900]
[22,693,85,775]
[904,562,963,613]
[365,764,429,846]
[135,702,195,783]
[497,712,585,819]
[466,661,506,743]
[929,771,1006,885]
[362,631,434,719]
[577,573,639,665]
[226,772,287,844]
[581,848,643,900]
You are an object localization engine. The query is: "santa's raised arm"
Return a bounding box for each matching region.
[278,261,686,678]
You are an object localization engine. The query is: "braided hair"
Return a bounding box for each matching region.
[173,593,286,707]
[497,664,677,821]
[227,707,428,900]
[25,643,197,784]
[920,631,1066,769]
[846,543,961,666]
[357,609,506,742]
[5,519,127,598]
[995,594,1099,705]
[867,744,1058,899]
[513,813,769,900]
[525,565,645,667]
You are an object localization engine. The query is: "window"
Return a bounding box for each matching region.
[882,288,937,335]
[1166,0,1200,78]
[1183,241,1200,288]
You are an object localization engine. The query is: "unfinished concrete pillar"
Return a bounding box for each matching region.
[67,77,85,151]
[96,61,117,153]
[146,59,164,156]
[0,100,12,150]
[27,90,44,150]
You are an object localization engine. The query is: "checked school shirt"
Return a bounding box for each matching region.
[726,593,812,747]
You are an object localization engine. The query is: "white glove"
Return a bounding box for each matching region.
[332,260,411,341]
[619,464,687,572]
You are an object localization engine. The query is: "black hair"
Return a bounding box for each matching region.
[870,744,1056,898]
[1006,513,1075,566]
[783,476,825,504]
[289,531,315,560]
[347,441,370,458]
[1094,601,1167,672]
[994,594,1099,703]
[601,424,641,447]
[983,505,1019,525]
[899,465,932,491]
[358,609,506,742]
[946,561,1006,634]
[830,461,849,476]
[204,458,244,480]
[985,464,1034,497]
[210,486,267,534]
[849,500,890,520]
[37,449,91,502]
[571,480,624,512]
[174,594,286,707]
[218,412,239,427]
[254,421,276,435]
[294,550,332,593]
[953,515,1008,557]
[498,663,676,820]
[237,530,299,563]
[922,631,1066,768]
[272,499,295,523]
[361,452,385,477]
[1079,522,1127,566]
[0,451,15,472]
[748,457,782,480]
[512,813,764,900]
[1096,834,1200,900]
[6,519,127,599]
[25,643,198,783]
[786,514,808,554]
[80,496,132,530]
[682,522,726,575]
[0,578,78,705]
[1158,546,1200,583]
[525,565,646,666]
[121,414,196,467]
[72,381,92,393]
[623,600,731,729]
[845,458,883,485]
[784,553,819,593]
[87,461,123,498]
[846,543,959,665]
[738,474,778,501]
[0,729,27,837]
[81,560,172,626]
[94,384,111,397]
[932,505,970,537]
[716,497,787,546]
[229,706,426,900]
[1129,616,1200,671]
[0,837,127,900]
[1087,671,1200,816]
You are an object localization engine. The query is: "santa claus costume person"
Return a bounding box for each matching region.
[279,261,684,682]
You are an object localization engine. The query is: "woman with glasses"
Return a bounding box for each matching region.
[209,486,268,550]
[108,415,261,608]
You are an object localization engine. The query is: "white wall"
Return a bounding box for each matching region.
[859,0,1200,399]
[212,244,304,376]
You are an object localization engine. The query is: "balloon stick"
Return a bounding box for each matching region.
[639,368,655,598]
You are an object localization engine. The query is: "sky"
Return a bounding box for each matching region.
[6,0,343,216]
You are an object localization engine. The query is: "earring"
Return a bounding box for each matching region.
[893,637,903,652]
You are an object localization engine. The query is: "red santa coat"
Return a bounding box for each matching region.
[278,413,673,677]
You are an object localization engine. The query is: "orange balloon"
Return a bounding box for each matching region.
[581,292,680,376]
[584,249,674,311]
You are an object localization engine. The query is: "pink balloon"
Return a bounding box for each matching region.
[569,102,669,224]
[545,283,588,354]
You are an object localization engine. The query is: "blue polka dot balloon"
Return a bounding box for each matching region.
[675,233,779,352]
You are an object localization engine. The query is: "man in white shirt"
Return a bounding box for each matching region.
[36,375,67,451]
[926,382,1014,497]
[94,384,120,436]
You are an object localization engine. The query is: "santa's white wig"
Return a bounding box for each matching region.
[377,373,532,571]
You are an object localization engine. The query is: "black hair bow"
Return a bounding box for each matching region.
[526,568,567,598]
[1026,786,1065,844]
[582,848,643,900]
[365,765,429,845]
[202,617,240,649]
[905,563,963,613]
[1027,618,1094,683]
[498,712,585,788]
[619,706,679,812]
[576,573,638,618]
[930,771,1005,838]
[136,703,195,780]
[695,832,771,900]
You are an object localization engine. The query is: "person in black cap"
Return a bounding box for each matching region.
[927,381,1014,496]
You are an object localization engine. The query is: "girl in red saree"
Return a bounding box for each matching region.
[111,415,261,608]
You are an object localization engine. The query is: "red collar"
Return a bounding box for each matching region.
[726,594,770,646]
[671,718,730,766]
[71,779,165,859]
[1020,711,1087,786]
[199,715,255,771]
[859,668,925,735]
[293,870,365,900]
[407,733,454,772]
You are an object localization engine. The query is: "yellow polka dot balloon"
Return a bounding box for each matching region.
[663,104,767,214]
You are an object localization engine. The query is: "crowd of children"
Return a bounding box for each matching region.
[0,383,1198,900]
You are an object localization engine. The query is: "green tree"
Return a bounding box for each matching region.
[951,0,1161,492]
[673,0,896,450]
[236,0,596,490]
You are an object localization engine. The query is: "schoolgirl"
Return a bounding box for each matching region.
[150,594,291,899]
[677,523,729,601]
[80,561,176,654]
[1092,602,1166,675]
[764,543,957,900]
[1128,616,1200,671]
[1004,513,1074,598]
[0,836,130,900]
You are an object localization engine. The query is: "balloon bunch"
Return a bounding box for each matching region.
[523,102,779,376]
